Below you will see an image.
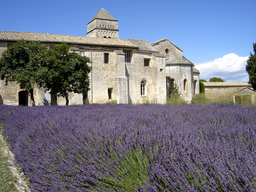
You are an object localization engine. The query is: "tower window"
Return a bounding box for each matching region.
[165,49,169,54]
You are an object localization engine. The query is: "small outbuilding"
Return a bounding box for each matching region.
[232,87,256,105]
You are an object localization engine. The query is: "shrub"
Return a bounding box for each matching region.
[191,93,211,105]
[199,82,205,93]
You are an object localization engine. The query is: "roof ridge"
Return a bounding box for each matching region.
[182,56,194,64]
[151,38,183,52]
[88,8,117,24]
[0,31,138,48]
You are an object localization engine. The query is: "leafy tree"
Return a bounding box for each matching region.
[209,77,225,82]
[0,40,48,105]
[37,43,91,105]
[200,82,205,93]
[246,43,256,90]
[199,79,207,82]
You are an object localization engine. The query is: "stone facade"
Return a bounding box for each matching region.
[202,82,256,104]
[151,38,198,102]
[203,82,252,100]
[0,8,199,105]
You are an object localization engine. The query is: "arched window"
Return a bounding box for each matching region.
[141,80,146,96]
[184,79,188,92]
[194,80,197,93]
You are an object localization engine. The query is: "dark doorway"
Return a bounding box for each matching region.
[166,77,170,96]
[19,91,28,106]
[0,94,3,104]
[51,94,58,105]
[108,88,113,100]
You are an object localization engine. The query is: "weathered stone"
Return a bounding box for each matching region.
[0,8,200,105]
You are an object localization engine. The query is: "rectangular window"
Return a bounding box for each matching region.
[144,59,150,66]
[104,53,109,63]
[124,51,131,63]
[108,88,113,100]
[80,51,84,56]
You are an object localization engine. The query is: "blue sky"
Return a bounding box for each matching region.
[0,0,255,82]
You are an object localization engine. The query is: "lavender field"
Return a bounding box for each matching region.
[0,104,256,192]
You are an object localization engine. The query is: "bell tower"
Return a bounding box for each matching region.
[87,8,119,38]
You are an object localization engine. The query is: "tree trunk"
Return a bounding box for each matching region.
[29,89,35,106]
[65,96,69,105]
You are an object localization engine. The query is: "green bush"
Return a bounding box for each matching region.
[200,82,205,93]
[191,93,211,105]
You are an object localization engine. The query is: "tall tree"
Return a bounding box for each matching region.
[0,40,48,105]
[37,43,91,105]
[246,43,256,90]
[209,77,225,82]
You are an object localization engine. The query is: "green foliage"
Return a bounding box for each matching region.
[168,83,179,95]
[0,40,91,105]
[167,84,186,105]
[37,43,91,105]
[0,124,18,192]
[191,93,211,105]
[96,146,149,191]
[200,82,205,93]
[199,79,207,82]
[209,77,225,82]
[0,40,48,105]
[246,43,256,90]
[106,100,117,104]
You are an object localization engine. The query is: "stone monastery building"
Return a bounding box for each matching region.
[0,8,200,105]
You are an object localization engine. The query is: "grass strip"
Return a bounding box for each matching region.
[0,133,17,192]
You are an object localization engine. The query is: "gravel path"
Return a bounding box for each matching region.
[0,134,31,192]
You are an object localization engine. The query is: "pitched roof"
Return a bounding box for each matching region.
[193,67,200,73]
[0,31,138,48]
[151,38,183,52]
[88,8,117,24]
[202,82,252,87]
[127,39,159,53]
[232,87,256,95]
[166,56,194,66]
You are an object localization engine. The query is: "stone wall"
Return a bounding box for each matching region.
[203,82,252,100]
[193,72,200,95]
[166,64,194,102]
[87,19,119,38]
[125,51,166,104]
[152,40,183,62]
[82,46,166,104]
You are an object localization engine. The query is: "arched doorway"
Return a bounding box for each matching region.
[19,91,28,106]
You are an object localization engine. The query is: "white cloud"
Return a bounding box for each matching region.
[195,53,249,82]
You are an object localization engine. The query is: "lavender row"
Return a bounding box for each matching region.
[0,104,256,191]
